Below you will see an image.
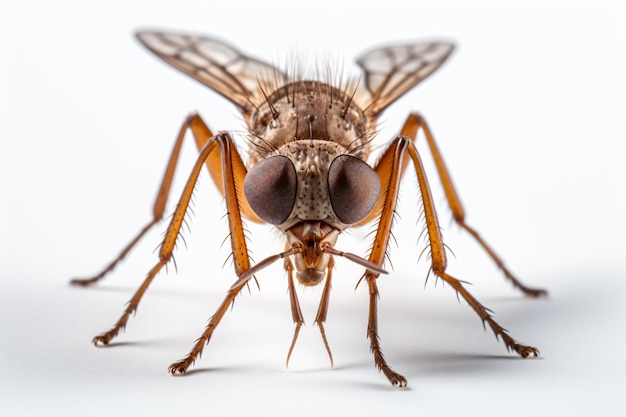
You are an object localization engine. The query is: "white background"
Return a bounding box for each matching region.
[1,0,625,415]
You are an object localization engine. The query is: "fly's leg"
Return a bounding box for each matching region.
[168,284,248,374]
[93,133,251,354]
[399,112,546,297]
[365,275,406,386]
[405,139,539,357]
[168,134,253,373]
[363,135,539,387]
[362,139,411,388]
[71,113,218,286]
[91,129,221,345]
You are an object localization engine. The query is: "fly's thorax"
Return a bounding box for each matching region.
[246,81,369,165]
[275,140,350,232]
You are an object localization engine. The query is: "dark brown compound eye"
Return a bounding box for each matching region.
[328,155,380,224]
[244,155,297,225]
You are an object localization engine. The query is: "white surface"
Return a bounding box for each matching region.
[1,0,625,415]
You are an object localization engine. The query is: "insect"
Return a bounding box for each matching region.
[71,29,547,388]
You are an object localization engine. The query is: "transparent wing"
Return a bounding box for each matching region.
[136,30,286,115]
[356,42,455,116]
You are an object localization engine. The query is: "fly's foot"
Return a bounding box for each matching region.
[391,374,408,388]
[70,277,98,287]
[92,333,114,346]
[168,359,193,375]
[383,368,408,388]
[513,343,540,358]
[500,332,539,358]
[521,286,548,298]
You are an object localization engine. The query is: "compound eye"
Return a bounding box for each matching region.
[244,155,297,225]
[328,155,380,224]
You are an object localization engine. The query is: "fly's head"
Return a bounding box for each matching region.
[243,140,381,286]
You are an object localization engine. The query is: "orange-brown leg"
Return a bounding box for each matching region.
[363,139,410,388]
[168,284,249,374]
[405,139,539,357]
[92,133,251,354]
[366,276,406,387]
[399,112,546,297]
[71,113,216,286]
[364,137,538,387]
[168,134,253,373]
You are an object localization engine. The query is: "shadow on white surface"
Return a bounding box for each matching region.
[1,265,623,416]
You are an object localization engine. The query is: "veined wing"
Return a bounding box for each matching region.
[356,42,455,116]
[136,30,286,116]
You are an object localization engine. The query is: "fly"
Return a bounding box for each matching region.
[71,30,546,387]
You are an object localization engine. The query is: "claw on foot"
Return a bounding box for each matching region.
[524,287,548,298]
[514,344,540,358]
[92,334,112,346]
[391,375,408,388]
[168,361,190,375]
[70,278,95,287]
[383,369,408,388]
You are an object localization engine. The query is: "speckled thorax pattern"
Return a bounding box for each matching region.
[247,80,371,165]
